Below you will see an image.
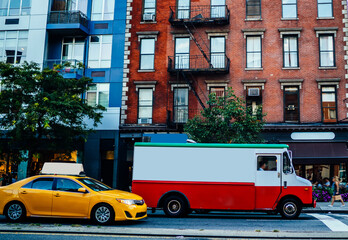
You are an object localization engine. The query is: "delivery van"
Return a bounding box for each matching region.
[132,142,315,219]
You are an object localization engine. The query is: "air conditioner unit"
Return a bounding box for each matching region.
[138,118,152,124]
[248,88,260,97]
[143,13,155,21]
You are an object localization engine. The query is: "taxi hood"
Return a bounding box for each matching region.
[98,189,143,200]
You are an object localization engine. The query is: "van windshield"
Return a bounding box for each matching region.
[283,152,293,174]
[77,178,113,192]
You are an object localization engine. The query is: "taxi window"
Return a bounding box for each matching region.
[31,178,54,190]
[257,156,277,171]
[56,178,83,192]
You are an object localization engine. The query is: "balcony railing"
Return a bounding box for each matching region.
[168,55,230,73]
[48,10,88,28]
[44,59,84,78]
[169,5,230,25]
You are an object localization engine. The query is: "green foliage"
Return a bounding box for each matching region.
[0,62,105,158]
[184,88,265,143]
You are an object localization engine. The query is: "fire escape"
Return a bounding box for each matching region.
[167,4,230,127]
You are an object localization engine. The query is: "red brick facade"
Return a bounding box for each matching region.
[123,0,347,127]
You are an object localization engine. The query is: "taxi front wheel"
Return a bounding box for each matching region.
[5,202,26,222]
[91,203,115,225]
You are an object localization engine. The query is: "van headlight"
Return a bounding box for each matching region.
[116,199,136,205]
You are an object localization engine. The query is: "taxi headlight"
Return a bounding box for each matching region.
[116,199,136,205]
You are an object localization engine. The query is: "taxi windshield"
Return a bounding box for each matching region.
[77,178,113,192]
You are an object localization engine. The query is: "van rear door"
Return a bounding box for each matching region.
[255,154,282,209]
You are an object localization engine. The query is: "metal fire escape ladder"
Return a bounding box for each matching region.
[183,21,213,68]
[180,71,206,109]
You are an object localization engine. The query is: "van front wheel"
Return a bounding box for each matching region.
[278,198,302,219]
[163,196,188,218]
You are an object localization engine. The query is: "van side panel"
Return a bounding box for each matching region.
[132,180,256,210]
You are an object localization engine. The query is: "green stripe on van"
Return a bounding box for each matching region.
[134,142,289,149]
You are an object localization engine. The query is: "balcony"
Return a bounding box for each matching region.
[47,11,89,35]
[44,59,84,79]
[168,55,230,74]
[169,5,230,26]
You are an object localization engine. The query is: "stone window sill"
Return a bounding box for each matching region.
[245,68,263,71]
[282,67,300,70]
[318,67,337,70]
[138,69,155,73]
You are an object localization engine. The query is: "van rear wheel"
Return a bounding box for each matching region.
[278,198,302,219]
[163,196,188,218]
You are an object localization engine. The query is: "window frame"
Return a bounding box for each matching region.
[0,0,31,16]
[142,0,156,21]
[91,0,115,21]
[139,38,155,70]
[137,88,153,124]
[210,36,226,69]
[321,86,337,123]
[246,35,262,69]
[87,35,112,69]
[318,34,335,67]
[86,83,110,108]
[54,178,85,193]
[282,0,297,19]
[246,0,261,19]
[283,86,300,123]
[177,0,191,20]
[317,0,333,18]
[61,37,86,62]
[0,30,28,65]
[283,35,299,68]
[174,37,190,70]
[246,86,262,117]
[211,0,226,18]
[173,87,189,123]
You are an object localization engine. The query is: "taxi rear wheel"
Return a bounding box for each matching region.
[91,203,115,225]
[5,202,26,222]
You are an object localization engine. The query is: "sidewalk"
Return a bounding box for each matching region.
[303,201,348,213]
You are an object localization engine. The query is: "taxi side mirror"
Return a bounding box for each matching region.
[78,188,87,193]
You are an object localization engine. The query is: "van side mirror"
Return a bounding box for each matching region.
[78,188,87,193]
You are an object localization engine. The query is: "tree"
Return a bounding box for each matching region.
[0,62,105,174]
[184,88,265,143]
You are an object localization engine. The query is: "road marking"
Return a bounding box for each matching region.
[308,213,348,232]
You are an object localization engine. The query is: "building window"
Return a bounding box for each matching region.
[142,0,156,21]
[0,31,28,64]
[246,0,261,19]
[91,0,114,21]
[51,0,87,13]
[284,86,299,122]
[211,37,225,68]
[174,88,189,123]
[177,0,190,19]
[319,34,335,67]
[140,38,155,70]
[246,36,261,68]
[211,0,225,18]
[321,86,337,123]
[88,35,112,68]
[138,88,153,124]
[317,0,333,18]
[282,0,297,19]
[0,0,31,16]
[86,83,109,108]
[62,37,85,62]
[175,37,190,69]
[283,35,298,68]
[246,87,262,116]
[210,87,225,98]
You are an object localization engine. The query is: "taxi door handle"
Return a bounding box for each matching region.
[20,191,27,194]
[54,193,60,197]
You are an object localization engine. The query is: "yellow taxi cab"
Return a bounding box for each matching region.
[0,163,147,224]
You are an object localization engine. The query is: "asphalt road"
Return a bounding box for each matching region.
[1,211,348,239]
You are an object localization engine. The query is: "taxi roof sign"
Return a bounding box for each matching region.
[41,162,85,176]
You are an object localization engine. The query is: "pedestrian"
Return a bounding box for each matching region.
[328,176,345,207]
[323,177,330,187]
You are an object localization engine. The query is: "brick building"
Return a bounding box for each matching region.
[119,0,348,190]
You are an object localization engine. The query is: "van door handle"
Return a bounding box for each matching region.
[278,172,280,178]
[284,181,287,189]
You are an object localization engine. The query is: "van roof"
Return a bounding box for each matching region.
[135,142,289,149]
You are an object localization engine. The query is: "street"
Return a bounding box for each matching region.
[1,211,348,239]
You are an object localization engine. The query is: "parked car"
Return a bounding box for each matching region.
[0,163,147,224]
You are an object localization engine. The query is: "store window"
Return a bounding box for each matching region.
[317,0,333,18]
[321,86,337,123]
[62,37,85,62]
[246,36,262,68]
[142,0,156,21]
[140,38,155,70]
[91,0,114,21]
[282,0,297,19]
[138,88,153,124]
[284,86,299,122]
[0,31,28,64]
[246,0,261,19]
[0,0,31,16]
[173,88,189,123]
[88,35,112,68]
[283,35,298,68]
[86,83,109,108]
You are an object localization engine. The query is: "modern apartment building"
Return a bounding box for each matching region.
[121,0,348,189]
[0,0,127,187]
